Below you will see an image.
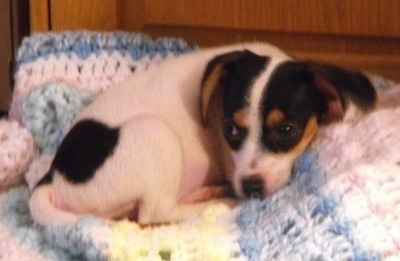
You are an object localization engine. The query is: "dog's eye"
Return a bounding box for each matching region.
[223,118,247,150]
[278,122,300,139]
[278,124,295,138]
[223,119,239,137]
[262,121,303,152]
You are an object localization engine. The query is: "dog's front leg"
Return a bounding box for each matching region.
[139,192,237,224]
[121,115,200,224]
[180,186,230,203]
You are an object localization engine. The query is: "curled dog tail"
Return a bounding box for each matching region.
[29,171,79,226]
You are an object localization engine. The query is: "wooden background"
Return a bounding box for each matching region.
[0,0,29,110]
[0,1,12,110]
[30,0,400,81]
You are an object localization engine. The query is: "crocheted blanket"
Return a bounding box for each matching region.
[1,31,399,261]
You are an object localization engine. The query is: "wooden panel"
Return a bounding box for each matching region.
[292,52,400,82]
[140,0,400,81]
[144,26,400,81]
[116,0,144,31]
[26,0,400,81]
[30,0,50,31]
[0,0,12,109]
[144,26,400,54]
[145,0,400,37]
[50,0,117,31]
[11,0,31,52]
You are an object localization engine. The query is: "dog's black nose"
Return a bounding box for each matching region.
[242,175,264,198]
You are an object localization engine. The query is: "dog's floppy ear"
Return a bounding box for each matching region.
[200,51,248,125]
[309,62,377,123]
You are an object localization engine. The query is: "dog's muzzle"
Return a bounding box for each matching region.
[242,174,265,198]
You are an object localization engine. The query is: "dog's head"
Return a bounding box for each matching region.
[200,50,377,198]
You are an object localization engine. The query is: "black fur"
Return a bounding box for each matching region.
[35,169,54,187]
[223,52,269,150]
[261,61,321,152]
[36,119,120,185]
[308,62,377,111]
[260,61,376,152]
[203,50,269,150]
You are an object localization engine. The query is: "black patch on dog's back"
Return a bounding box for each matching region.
[35,169,54,188]
[51,119,120,183]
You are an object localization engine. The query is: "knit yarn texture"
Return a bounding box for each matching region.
[0,31,399,260]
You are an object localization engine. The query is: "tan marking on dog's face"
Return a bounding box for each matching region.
[233,109,249,128]
[200,64,225,125]
[265,109,285,128]
[288,115,318,154]
[234,115,319,197]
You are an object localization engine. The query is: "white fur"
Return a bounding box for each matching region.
[29,42,292,226]
[229,57,295,197]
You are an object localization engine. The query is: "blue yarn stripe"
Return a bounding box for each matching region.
[1,186,107,260]
[16,31,198,67]
[236,150,381,261]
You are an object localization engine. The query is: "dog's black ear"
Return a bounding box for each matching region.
[200,50,268,125]
[200,51,247,125]
[309,62,377,123]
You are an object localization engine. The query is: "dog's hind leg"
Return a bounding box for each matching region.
[124,116,234,224]
[118,115,189,224]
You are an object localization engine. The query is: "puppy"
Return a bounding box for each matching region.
[29,42,377,226]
